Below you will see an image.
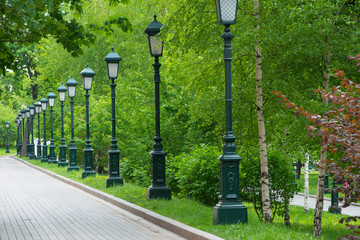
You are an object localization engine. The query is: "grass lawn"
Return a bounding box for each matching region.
[19,156,352,240]
[0,147,17,156]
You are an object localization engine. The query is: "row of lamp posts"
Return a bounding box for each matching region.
[10,2,252,225]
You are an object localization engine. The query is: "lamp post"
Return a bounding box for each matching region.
[66,76,79,171]
[144,15,171,200]
[15,117,19,155]
[34,102,42,159]
[21,110,25,156]
[80,64,96,178]
[213,0,248,225]
[57,83,68,167]
[328,180,341,214]
[40,97,48,162]
[17,113,22,154]
[5,121,10,153]
[47,91,57,164]
[25,108,30,157]
[29,104,36,159]
[104,48,124,188]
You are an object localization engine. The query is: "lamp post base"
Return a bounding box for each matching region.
[41,157,49,163]
[328,205,341,214]
[106,177,123,188]
[82,170,96,179]
[213,201,248,225]
[36,145,42,160]
[48,144,57,164]
[5,145,10,153]
[147,185,171,200]
[58,145,68,167]
[67,166,79,171]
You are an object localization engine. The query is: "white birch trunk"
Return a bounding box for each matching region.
[313,49,331,237]
[254,0,272,223]
[304,152,309,213]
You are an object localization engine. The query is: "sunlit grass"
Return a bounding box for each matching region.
[23,157,351,240]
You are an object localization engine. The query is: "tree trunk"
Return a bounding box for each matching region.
[254,0,272,223]
[313,48,331,237]
[304,152,309,213]
[284,127,290,225]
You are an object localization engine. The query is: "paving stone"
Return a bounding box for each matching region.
[0,156,185,240]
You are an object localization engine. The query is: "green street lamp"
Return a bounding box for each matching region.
[15,117,20,155]
[21,109,26,156]
[34,101,42,159]
[29,104,36,159]
[40,97,49,163]
[213,0,248,225]
[328,180,341,214]
[66,76,79,171]
[5,121,10,153]
[57,83,68,167]
[17,113,22,155]
[144,15,171,200]
[25,108,30,157]
[47,91,57,164]
[80,64,96,179]
[104,48,124,188]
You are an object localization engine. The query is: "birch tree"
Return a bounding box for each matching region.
[304,152,309,213]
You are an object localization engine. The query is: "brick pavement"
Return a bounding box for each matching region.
[0,156,187,240]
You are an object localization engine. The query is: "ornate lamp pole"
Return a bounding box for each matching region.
[21,110,26,156]
[40,97,49,163]
[47,91,57,164]
[29,104,36,159]
[17,113,22,154]
[104,48,123,188]
[57,83,68,167]
[144,15,171,200]
[66,76,79,171]
[213,0,248,225]
[34,102,42,159]
[80,64,96,179]
[15,117,20,155]
[5,121,10,153]
[25,108,30,157]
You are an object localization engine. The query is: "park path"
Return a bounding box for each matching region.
[0,156,187,240]
[291,193,360,216]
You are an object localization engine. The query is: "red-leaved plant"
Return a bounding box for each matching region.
[272,55,360,239]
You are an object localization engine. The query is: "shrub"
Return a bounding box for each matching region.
[166,144,221,206]
[240,148,298,221]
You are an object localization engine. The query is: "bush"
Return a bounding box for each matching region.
[240,148,298,221]
[166,144,221,206]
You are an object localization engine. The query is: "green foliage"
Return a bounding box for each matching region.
[166,144,221,206]
[240,148,299,221]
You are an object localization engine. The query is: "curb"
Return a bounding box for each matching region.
[296,193,360,207]
[11,156,223,240]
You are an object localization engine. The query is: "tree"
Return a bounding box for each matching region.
[273,59,360,239]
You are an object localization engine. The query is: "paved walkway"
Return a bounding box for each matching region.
[291,193,360,216]
[0,156,187,240]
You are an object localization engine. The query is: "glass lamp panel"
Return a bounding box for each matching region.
[216,0,238,24]
[41,102,47,111]
[68,86,76,98]
[107,62,119,79]
[21,112,25,119]
[49,98,55,107]
[35,105,40,113]
[83,76,93,90]
[26,111,30,118]
[59,91,66,102]
[30,108,35,116]
[5,123,9,128]
[149,36,163,57]
[16,122,19,127]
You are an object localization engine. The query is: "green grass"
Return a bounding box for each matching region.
[22,157,352,240]
[294,171,345,199]
[0,147,17,156]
